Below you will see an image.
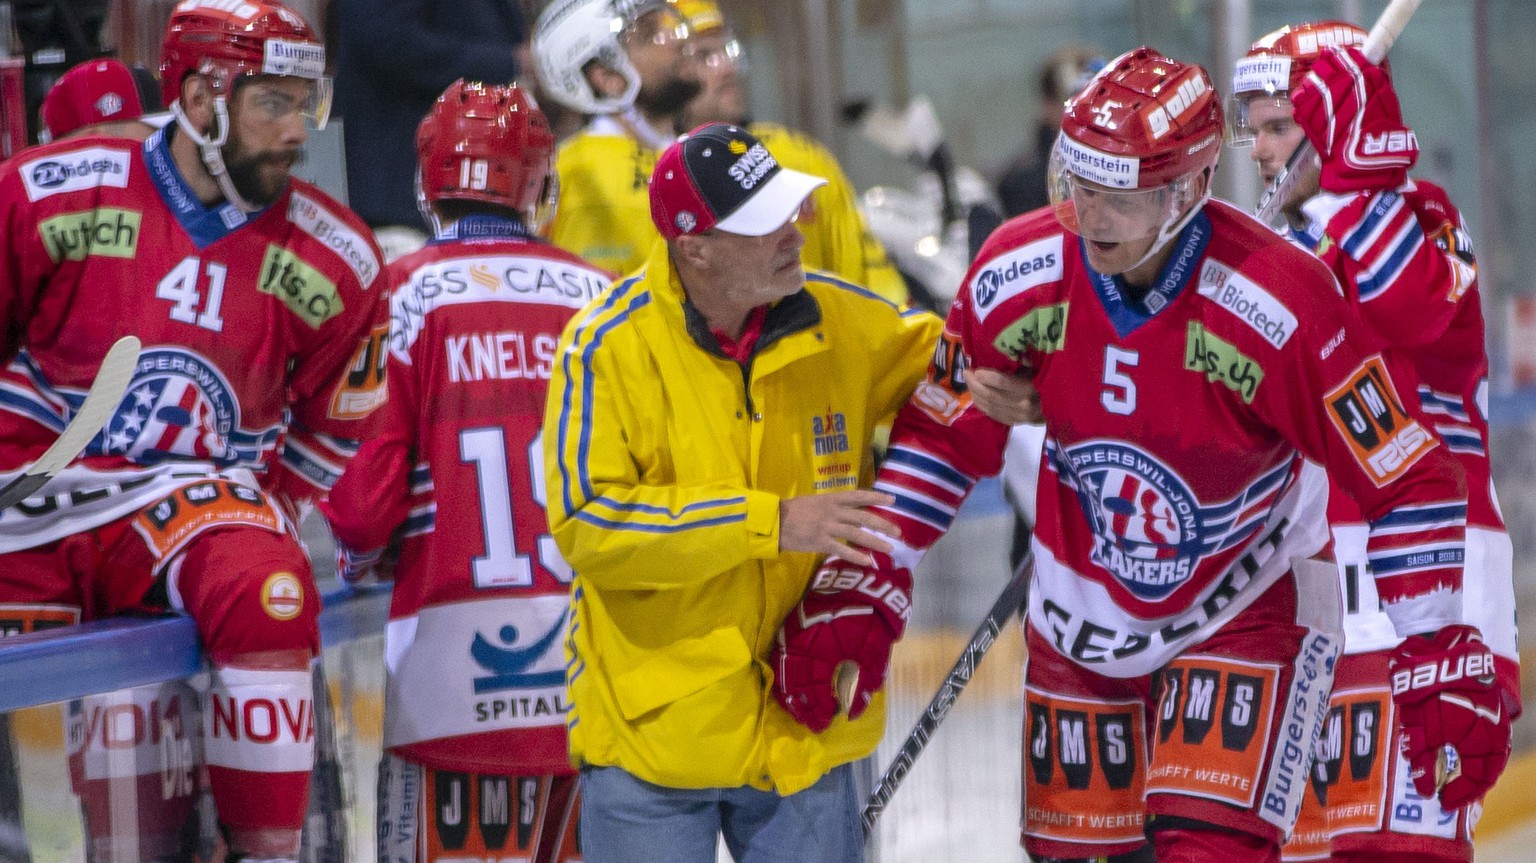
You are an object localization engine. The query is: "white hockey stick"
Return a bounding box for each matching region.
[0,335,141,509]
[1254,0,1424,225]
[862,552,1032,836]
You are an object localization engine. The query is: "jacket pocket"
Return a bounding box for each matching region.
[610,626,753,720]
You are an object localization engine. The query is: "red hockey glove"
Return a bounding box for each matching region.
[1291,45,1419,194]
[1388,624,1512,809]
[771,558,913,733]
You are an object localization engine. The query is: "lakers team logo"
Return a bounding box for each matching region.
[1059,441,1202,600]
[93,347,238,464]
[1052,440,1294,602]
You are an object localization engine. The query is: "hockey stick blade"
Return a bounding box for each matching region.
[1254,0,1423,225]
[861,552,1033,837]
[0,335,141,509]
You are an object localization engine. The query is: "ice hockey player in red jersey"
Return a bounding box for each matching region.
[319,79,609,863]
[771,47,1506,862]
[0,2,387,861]
[1231,21,1519,862]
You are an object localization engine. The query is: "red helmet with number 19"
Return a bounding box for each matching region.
[1048,47,1222,249]
[1229,20,1367,145]
[416,80,558,230]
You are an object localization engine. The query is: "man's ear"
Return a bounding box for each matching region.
[672,234,710,269]
[584,62,628,99]
[178,74,217,132]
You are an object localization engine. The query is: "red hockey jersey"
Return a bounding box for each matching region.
[876,200,1468,677]
[1298,181,1517,686]
[321,219,610,774]
[0,130,387,552]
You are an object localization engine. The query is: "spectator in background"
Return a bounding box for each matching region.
[332,0,527,260]
[532,0,699,276]
[992,44,1104,218]
[673,0,908,303]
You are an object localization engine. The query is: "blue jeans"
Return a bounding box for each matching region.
[578,763,864,863]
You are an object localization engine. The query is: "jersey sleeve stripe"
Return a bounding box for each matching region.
[1368,543,1465,578]
[882,446,975,493]
[1434,425,1486,455]
[1368,502,1467,533]
[554,278,646,517]
[1417,386,1472,422]
[1355,220,1423,301]
[1340,191,1404,258]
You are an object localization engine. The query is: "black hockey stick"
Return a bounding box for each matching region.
[1254,0,1423,224]
[861,552,1033,837]
[0,335,141,509]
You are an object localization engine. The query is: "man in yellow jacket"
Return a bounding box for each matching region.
[673,0,909,305]
[543,123,943,862]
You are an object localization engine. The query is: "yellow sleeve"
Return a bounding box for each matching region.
[753,124,909,305]
[542,288,781,590]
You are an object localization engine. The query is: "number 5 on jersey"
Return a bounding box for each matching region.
[1102,347,1139,415]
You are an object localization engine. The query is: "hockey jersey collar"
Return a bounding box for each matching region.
[431,214,537,244]
[143,126,271,250]
[1083,210,1212,338]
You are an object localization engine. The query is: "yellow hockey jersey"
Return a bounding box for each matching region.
[546,119,907,302]
[543,241,941,792]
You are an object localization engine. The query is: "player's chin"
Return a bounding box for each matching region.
[1082,240,1130,273]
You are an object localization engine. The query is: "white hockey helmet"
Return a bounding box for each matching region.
[533,0,669,114]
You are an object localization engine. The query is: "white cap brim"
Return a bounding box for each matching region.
[714,167,827,236]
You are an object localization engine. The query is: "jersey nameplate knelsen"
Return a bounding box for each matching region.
[1324,357,1435,486]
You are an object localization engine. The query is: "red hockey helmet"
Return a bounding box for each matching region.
[1229,20,1368,145]
[416,80,558,227]
[1048,47,1222,244]
[159,0,331,126]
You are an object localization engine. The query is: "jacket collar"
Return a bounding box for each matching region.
[641,240,822,361]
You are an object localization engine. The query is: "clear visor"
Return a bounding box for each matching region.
[697,31,746,72]
[1048,146,1185,243]
[227,75,333,129]
[1226,92,1276,148]
[622,6,692,50]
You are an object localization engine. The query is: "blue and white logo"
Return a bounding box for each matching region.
[471,612,568,693]
[1055,441,1204,600]
[92,348,239,465]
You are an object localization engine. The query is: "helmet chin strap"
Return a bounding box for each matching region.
[172,97,260,214]
[1125,186,1209,274]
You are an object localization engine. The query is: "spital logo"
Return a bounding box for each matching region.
[470,617,567,693]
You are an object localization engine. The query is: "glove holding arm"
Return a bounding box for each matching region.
[771,557,913,733]
[1290,45,1419,194]
[1387,624,1512,809]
